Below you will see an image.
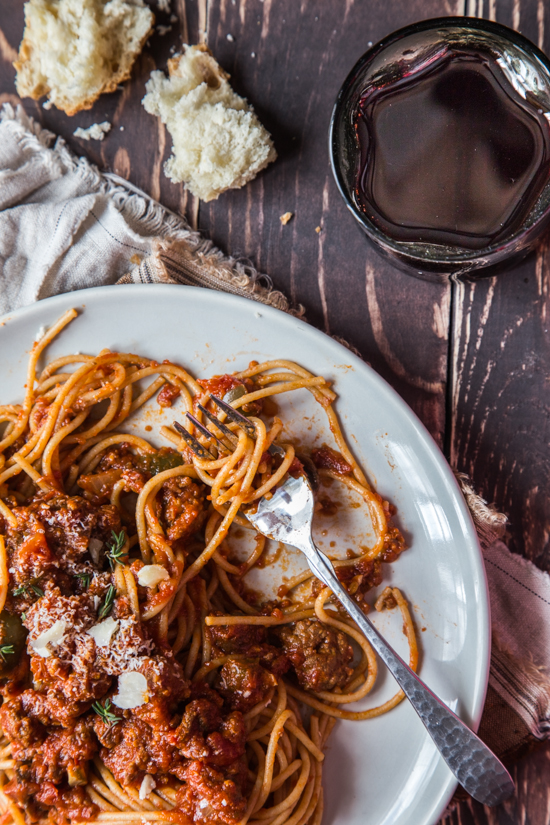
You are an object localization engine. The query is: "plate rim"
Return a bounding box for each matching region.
[0,284,491,824]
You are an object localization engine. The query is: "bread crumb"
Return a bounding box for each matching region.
[73,121,112,141]
[14,0,154,115]
[142,44,276,201]
[280,212,293,225]
[226,33,234,42]
[170,14,177,22]
[315,225,321,233]
[157,24,172,35]
[251,52,256,58]
[156,0,170,11]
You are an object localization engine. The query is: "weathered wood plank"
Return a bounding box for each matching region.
[450,251,550,567]
[200,0,460,445]
[444,0,550,822]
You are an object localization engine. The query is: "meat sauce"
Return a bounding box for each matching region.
[0,442,405,824]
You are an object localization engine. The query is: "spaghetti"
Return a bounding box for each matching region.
[0,309,416,825]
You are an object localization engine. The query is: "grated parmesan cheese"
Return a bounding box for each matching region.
[31,620,67,658]
[86,617,119,647]
[139,774,156,800]
[113,671,148,709]
[137,565,170,589]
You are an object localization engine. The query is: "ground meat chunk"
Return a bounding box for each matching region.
[0,695,46,762]
[176,699,246,766]
[3,510,56,590]
[197,374,242,398]
[276,619,353,692]
[98,715,184,785]
[4,492,122,601]
[177,759,247,825]
[80,445,151,500]
[33,717,96,785]
[217,658,277,712]
[157,383,181,407]
[207,622,289,677]
[208,622,269,656]
[1,696,96,787]
[34,784,98,823]
[311,446,352,475]
[159,476,207,541]
[4,778,98,824]
[98,716,151,785]
[132,655,190,726]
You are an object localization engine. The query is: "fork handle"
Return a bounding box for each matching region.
[305,544,514,807]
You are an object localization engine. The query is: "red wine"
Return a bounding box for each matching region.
[354,51,550,250]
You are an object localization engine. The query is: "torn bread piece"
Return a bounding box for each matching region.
[142,44,277,201]
[14,0,154,116]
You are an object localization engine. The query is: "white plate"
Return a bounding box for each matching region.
[0,285,489,825]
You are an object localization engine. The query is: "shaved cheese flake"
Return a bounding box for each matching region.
[88,538,103,564]
[86,617,119,647]
[112,671,148,709]
[137,564,170,589]
[139,774,156,800]
[31,620,67,658]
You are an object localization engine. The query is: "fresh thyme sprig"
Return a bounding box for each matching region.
[92,698,121,726]
[0,645,14,663]
[98,585,116,620]
[13,582,44,598]
[106,530,126,570]
[75,572,92,589]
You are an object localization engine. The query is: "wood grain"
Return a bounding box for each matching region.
[1,0,550,823]
[200,0,459,445]
[445,0,550,821]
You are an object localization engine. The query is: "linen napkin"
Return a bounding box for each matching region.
[1,102,549,790]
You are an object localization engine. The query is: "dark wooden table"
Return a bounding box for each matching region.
[1,0,549,822]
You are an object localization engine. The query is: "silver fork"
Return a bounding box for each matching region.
[176,397,515,806]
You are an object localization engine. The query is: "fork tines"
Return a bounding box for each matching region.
[173,420,215,460]
[197,404,239,446]
[210,394,256,438]
[174,395,255,460]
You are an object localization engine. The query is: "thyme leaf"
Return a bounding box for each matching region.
[0,645,14,662]
[13,582,43,599]
[92,698,121,726]
[106,531,126,570]
[75,572,92,589]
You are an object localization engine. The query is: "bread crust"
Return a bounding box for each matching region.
[14,0,154,116]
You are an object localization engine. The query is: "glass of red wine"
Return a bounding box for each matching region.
[330,17,550,281]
